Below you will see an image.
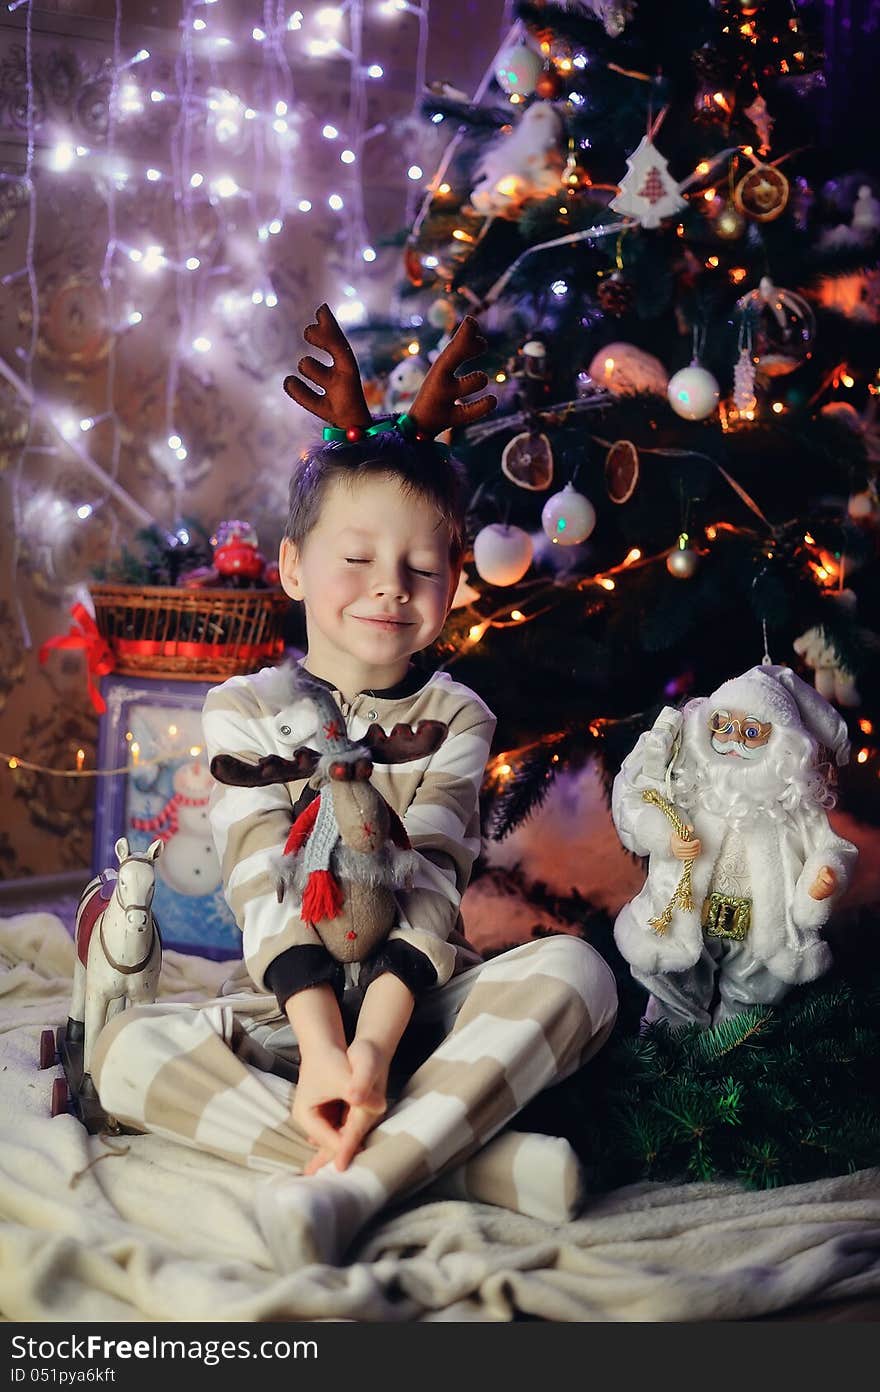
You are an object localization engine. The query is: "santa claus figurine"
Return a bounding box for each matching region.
[611,664,858,1030]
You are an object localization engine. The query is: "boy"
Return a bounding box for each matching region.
[91,308,617,1267]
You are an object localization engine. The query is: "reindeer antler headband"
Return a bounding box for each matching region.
[283,303,496,449]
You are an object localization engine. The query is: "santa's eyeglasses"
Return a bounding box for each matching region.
[707,710,772,747]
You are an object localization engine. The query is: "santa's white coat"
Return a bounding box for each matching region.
[611,728,858,984]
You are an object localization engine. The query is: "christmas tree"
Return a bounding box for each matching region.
[368,0,879,837]
[356,0,880,1185]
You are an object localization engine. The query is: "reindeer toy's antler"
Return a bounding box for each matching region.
[210,666,447,963]
[282,304,495,443]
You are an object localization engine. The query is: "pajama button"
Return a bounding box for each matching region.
[367,710,377,720]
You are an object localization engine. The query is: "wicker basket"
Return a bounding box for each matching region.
[90,582,290,681]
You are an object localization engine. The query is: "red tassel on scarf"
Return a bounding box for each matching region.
[301,868,344,924]
[283,795,321,856]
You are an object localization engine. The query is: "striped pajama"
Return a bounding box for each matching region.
[91,934,617,1266]
[91,660,617,1264]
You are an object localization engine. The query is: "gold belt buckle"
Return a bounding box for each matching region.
[702,891,751,941]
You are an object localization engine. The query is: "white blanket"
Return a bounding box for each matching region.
[2,912,879,1322]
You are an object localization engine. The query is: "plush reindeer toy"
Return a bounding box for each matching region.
[211,667,446,962]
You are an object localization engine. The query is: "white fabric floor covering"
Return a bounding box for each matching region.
[1,911,879,1323]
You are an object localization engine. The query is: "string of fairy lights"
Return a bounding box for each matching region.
[2,0,435,627]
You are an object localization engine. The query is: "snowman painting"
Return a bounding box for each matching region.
[131,758,220,897]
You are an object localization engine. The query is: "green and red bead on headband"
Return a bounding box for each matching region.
[282,302,496,449]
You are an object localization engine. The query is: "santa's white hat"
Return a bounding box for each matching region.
[709,663,850,766]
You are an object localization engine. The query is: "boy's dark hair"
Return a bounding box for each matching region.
[285,419,467,567]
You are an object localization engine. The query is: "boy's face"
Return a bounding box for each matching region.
[279,472,456,693]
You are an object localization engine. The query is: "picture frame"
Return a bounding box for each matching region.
[94,673,240,959]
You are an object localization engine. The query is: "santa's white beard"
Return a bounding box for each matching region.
[672,711,833,830]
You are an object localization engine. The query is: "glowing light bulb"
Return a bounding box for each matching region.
[423,254,439,268]
[407,340,420,355]
[857,748,869,764]
[52,142,75,172]
[142,245,165,271]
[510,610,524,621]
[127,310,142,325]
[438,183,451,195]
[298,198,312,212]
[407,164,423,181]
[185,256,200,271]
[193,16,206,29]
[265,292,278,307]
[322,124,339,139]
[252,27,266,41]
[192,336,211,352]
[213,176,239,198]
[268,218,283,234]
[367,64,383,78]
[335,299,366,327]
[190,172,204,188]
[146,167,161,181]
[133,48,149,62]
[275,101,288,116]
[328,193,344,210]
[362,246,376,262]
[150,90,165,102]
[341,148,356,164]
[168,434,182,450]
[772,401,784,413]
[175,447,188,461]
[251,290,264,304]
[76,504,93,520]
[551,280,567,297]
[288,10,303,29]
[244,108,256,119]
[273,119,288,134]
[128,248,143,262]
[317,5,343,24]
[79,418,94,431]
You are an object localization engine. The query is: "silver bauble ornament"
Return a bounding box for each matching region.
[666,540,699,578]
[667,361,720,420]
[473,523,533,586]
[541,482,596,546]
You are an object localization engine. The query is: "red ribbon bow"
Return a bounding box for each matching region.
[39,602,115,714]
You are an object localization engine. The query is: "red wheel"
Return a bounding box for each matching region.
[39,1029,56,1070]
[50,1077,69,1118]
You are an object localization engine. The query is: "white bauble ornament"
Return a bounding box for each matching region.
[667,361,720,420]
[541,482,596,546]
[666,543,699,578]
[587,342,668,397]
[473,523,533,586]
[848,490,877,521]
[494,43,544,97]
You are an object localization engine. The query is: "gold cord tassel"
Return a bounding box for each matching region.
[641,788,695,935]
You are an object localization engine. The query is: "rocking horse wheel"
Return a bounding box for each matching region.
[50,1077,69,1118]
[39,1029,57,1070]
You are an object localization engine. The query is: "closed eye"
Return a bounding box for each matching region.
[344,557,370,564]
[410,566,440,578]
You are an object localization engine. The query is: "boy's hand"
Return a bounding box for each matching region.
[303,1039,389,1175]
[292,1046,356,1155]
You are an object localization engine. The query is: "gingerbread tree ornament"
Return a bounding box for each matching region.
[610,136,686,229]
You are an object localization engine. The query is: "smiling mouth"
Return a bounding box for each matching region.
[352,615,414,628]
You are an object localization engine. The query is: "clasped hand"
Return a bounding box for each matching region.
[292,1038,389,1175]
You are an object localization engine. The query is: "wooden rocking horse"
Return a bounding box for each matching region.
[40,835,163,1132]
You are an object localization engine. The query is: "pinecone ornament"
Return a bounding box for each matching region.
[598,272,635,316]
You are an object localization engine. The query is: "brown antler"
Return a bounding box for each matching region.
[409,316,496,437]
[210,750,320,787]
[363,719,447,764]
[282,303,372,431]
